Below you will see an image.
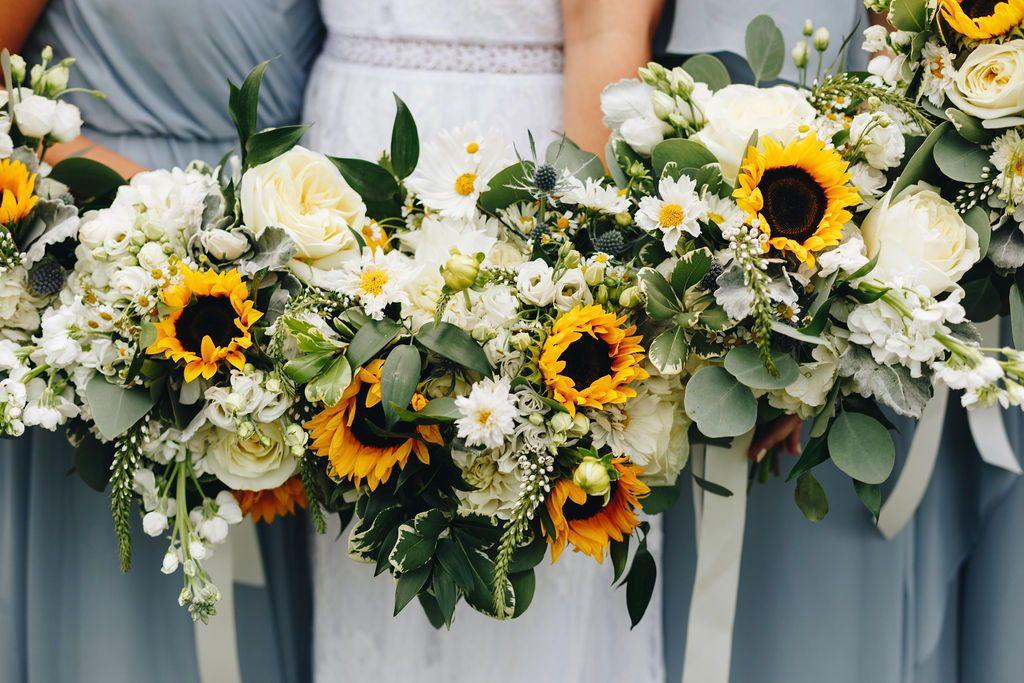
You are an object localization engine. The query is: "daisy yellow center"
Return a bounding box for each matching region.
[455,173,477,196]
[708,212,725,224]
[658,203,685,228]
[475,409,493,425]
[556,215,570,229]
[465,142,480,154]
[359,268,389,296]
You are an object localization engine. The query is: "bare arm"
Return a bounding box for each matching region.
[2,0,146,177]
[561,0,664,156]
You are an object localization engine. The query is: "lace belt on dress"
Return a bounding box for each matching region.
[322,34,564,75]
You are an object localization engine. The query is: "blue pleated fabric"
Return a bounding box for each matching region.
[0,2,321,681]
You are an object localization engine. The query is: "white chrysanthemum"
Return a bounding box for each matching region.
[589,373,690,486]
[990,129,1024,209]
[326,248,418,320]
[406,125,509,219]
[560,176,630,214]
[451,447,523,520]
[454,377,520,449]
[636,175,708,251]
[920,42,955,108]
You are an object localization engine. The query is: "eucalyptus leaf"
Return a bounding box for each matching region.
[652,139,717,181]
[684,366,757,438]
[86,375,155,441]
[988,226,1024,269]
[828,412,895,485]
[854,480,882,520]
[933,130,990,183]
[381,345,421,427]
[744,15,785,85]
[963,205,991,259]
[945,109,996,145]
[795,472,829,522]
[546,137,604,182]
[724,345,798,390]
[682,54,731,91]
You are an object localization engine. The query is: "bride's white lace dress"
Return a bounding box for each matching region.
[302,2,664,681]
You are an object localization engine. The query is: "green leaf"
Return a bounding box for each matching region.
[284,351,334,384]
[610,538,630,583]
[389,395,461,424]
[963,277,1002,322]
[933,129,990,183]
[770,321,827,346]
[988,225,1024,270]
[245,124,310,167]
[625,545,657,628]
[394,562,432,615]
[508,534,548,573]
[1011,285,1024,350]
[692,473,734,497]
[390,94,419,179]
[431,569,458,628]
[413,508,448,541]
[305,356,353,407]
[86,375,155,441]
[682,54,731,91]
[890,0,929,32]
[963,205,991,259]
[347,318,404,369]
[417,592,446,629]
[648,327,688,375]
[510,570,536,619]
[945,109,996,145]
[641,480,683,515]
[724,345,798,390]
[827,412,895,485]
[414,321,492,376]
[381,345,421,427]
[684,366,757,438]
[479,162,534,213]
[786,435,829,482]
[389,524,437,573]
[73,428,115,492]
[671,248,713,295]
[810,384,841,439]
[329,157,399,201]
[652,139,717,181]
[853,480,882,520]
[229,60,270,151]
[892,122,948,197]
[546,137,604,182]
[242,225,296,273]
[794,472,829,522]
[435,538,477,594]
[637,267,683,320]
[48,157,126,200]
[744,15,785,85]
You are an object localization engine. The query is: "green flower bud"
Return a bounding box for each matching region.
[652,90,676,120]
[802,19,814,37]
[8,54,26,83]
[573,457,611,497]
[792,41,809,69]
[563,250,581,269]
[596,284,610,304]
[812,27,830,52]
[615,211,632,227]
[618,285,643,308]
[669,67,695,98]
[570,413,590,437]
[584,263,606,286]
[549,411,574,433]
[442,250,481,292]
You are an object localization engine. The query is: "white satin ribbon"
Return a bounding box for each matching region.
[877,317,1021,539]
[194,519,266,683]
[682,431,753,683]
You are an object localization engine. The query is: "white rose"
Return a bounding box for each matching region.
[553,268,593,312]
[861,182,980,295]
[77,205,132,251]
[200,228,250,261]
[515,258,558,306]
[476,284,520,327]
[136,242,169,271]
[862,25,889,54]
[949,41,1024,121]
[486,239,527,268]
[49,101,82,143]
[692,84,816,182]
[12,91,56,139]
[109,266,154,301]
[201,421,297,491]
[240,146,365,287]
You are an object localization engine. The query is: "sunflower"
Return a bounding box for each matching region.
[544,459,649,562]
[0,159,39,225]
[146,265,262,382]
[733,135,860,267]
[304,360,443,490]
[234,477,308,523]
[940,0,1024,41]
[539,305,649,416]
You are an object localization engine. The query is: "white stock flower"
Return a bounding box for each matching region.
[849,162,888,209]
[36,305,83,367]
[204,369,290,430]
[22,377,78,429]
[949,41,1024,121]
[849,112,905,170]
[240,146,365,286]
[199,517,230,544]
[692,84,816,182]
[636,174,708,251]
[405,125,509,219]
[861,182,980,295]
[515,258,559,306]
[454,377,520,449]
[767,336,844,419]
[866,54,908,87]
[197,420,298,491]
[142,511,169,537]
[816,229,869,278]
[215,490,244,524]
[327,248,417,320]
[861,25,889,54]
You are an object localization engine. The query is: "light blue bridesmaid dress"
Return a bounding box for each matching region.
[659,2,1023,681]
[0,2,322,681]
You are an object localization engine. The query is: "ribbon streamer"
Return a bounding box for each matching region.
[681,431,753,683]
[877,317,1021,539]
[194,519,266,683]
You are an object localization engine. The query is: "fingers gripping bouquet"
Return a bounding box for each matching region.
[864,0,1024,407]
[602,14,1010,520]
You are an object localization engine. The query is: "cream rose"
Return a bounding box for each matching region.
[240,146,365,287]
[861,182,980,295]
[949,41,1024,121]
[202,421,297,491]
[692,84,816,182]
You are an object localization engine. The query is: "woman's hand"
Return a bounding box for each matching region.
[748,414,802,462]
[561,0,664,156]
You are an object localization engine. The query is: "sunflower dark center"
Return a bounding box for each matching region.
[961,0,1003,19]
[759,166,827,245]
[563,482,618,521]
[174,295,238,353]
[560,333,613,389]
[348,385,407,449]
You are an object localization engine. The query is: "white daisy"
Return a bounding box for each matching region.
[560,176,629,214]
[454,377,520,449]
[500,201,540,233]
[920,42,954,108]
[405,124,509,219]
[637,175,708,251]
[703,194,745,238]
[328,248,418,320]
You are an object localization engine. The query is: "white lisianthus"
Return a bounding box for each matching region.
[50,100,83,142]
[12,91,56,138]
[600,79,669,155]
[515,258,559,306]
[849,112,905,170]
[326,248,418,320]
[454,377,520,449]
[949,41,1024,121]
[198,420,298,491]
[866,54,909,87]
[861,182,980,295]
[560,176,630,214]
[200,228,250,261]
[861,25,889,54]
[240,146,365,286]
[636,175,708,251]
[405,125,509,219]
[692,84,816,182]
[451,447,522,520]
[552,268,593,312]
